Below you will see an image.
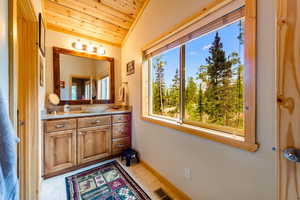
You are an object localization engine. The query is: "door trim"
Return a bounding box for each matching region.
[9,0,40,199]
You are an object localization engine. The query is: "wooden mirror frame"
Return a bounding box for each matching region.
[53,47,115,105]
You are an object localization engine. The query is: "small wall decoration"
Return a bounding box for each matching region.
[39,13,45,57]
[39,51,45,87]
[126,60,135,76]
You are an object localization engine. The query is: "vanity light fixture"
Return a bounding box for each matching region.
[72,40,83,50]
[71,40,106,55]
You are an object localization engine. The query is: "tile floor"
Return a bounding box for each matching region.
[40,158,183,200]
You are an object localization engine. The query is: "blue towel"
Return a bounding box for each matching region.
[0,89,19,200]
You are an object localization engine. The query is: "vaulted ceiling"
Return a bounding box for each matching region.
[44,0,148,46]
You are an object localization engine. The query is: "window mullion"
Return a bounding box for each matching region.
[179,45,186,124]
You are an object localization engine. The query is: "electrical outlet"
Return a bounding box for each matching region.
[184,168,191,179]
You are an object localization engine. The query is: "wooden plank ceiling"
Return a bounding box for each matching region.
[44,0,148,46]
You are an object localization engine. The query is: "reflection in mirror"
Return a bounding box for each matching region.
[59,54,110,101]
[70,76,91,100]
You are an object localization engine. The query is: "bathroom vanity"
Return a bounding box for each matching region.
[42,109,131,178]
[42,47,131,178]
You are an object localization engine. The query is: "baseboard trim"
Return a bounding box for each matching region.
[140,160,191,200]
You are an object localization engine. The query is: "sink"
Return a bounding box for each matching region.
[81,105,108,113]
[47,105,109,116]
[50,110,86,115]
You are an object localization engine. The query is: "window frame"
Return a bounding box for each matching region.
[141,0,257,152]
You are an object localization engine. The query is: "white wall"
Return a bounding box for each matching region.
[45,30,121,108]
[121,0,276,199]
[0,0,9,99]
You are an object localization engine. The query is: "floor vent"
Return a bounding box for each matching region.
[154,188,173,200]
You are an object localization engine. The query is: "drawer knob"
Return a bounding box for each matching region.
[91,120,101,124]
[56,124,65,128]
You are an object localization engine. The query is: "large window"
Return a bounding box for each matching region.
[142,1,257,151]
[149,19,245,135]
[184,20,245,136]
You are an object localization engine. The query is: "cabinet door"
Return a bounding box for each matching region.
[44,129,76,175]
[78,125,111,165]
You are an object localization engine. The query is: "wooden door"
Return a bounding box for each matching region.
[44,130,77,175]
[277,0,300,199]
[78,125,111,165]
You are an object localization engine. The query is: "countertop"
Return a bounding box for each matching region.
[42,108,132,120]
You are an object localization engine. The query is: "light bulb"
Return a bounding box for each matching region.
[87,44,94,52]
[98,46,105,55]
[72,41,83,50]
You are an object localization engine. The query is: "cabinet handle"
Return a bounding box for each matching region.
[116,144,126,147]
[55,124,65,128]
[91,120,101,124]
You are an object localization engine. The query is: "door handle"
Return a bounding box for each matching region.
[283,148,300,163]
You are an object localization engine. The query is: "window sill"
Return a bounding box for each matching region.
[141,115,259,152]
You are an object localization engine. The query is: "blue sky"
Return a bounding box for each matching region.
[152,20,244,87]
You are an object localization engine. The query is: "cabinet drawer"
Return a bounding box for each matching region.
[112,137,130,154]
[112,114,130,123]
[112,123,130,139]
[45,119,76,133]
[78,116,111,128]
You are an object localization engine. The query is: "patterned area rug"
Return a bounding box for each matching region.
[66,161,151,200]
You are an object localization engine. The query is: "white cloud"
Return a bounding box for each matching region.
[202,44,212,50]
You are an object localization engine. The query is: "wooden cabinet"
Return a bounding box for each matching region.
[78,125,111,164]
[112,114,131,155]
[112,137,131,154]
[43,112,131,178]
[44,129,76,175]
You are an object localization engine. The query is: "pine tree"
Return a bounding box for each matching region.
[185,77,197,105]
[237,20,244,46]
[228,52,244,128]
[197,83,205,121]
[152,57,166,114]
[185,77,198,120]
[170,69,180,109]
[204,32,233,125]
[234,64,244,128]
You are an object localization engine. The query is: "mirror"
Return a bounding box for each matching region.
[53,47,114,105]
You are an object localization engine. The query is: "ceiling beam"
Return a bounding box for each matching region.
[45,10,125,39]
[46,19,123,43]
[47,23,122,47]
[48,0,132,29]
[100,0,144,16]
[45,0,128,34]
